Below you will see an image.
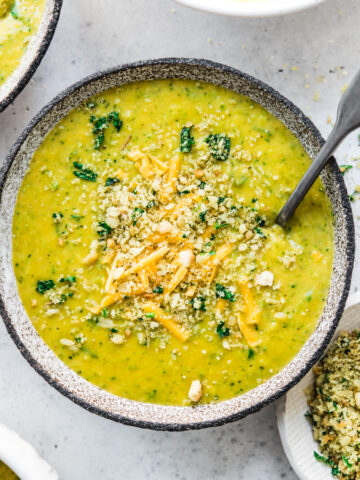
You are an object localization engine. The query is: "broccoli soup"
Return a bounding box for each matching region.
[0,0,46,87]
[13,79,334,406]
[0,461,19,480]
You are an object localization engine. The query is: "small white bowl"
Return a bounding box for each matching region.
[0,423,58,480]
[174,0,328,17]
[277,293,360,480]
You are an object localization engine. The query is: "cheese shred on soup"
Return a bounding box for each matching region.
[13,79,334,405]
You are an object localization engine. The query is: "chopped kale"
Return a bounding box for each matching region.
[108,111,123,132]
[97,221,113,236]
[105,177,120,187]
[199,181,206,189]
[132,207,144,226]
[90,111,122,149]
[178,189,191,195]
[254,226,266,238]
[217,321,230,338]
[73,161,97,182]
[342,456,352,469]
[205,133,231,161]
[215,222,229,229]
[60,276,76,283]
[180,126,195,153]
[153,286,164,294]
[36,280,55,294]
[190,296,206,312]
[199,211,207,222]
[215,283,235,302]
[304,411,316,425]
[71,214,84,221]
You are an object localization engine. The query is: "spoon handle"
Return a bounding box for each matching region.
[276,68,360,227]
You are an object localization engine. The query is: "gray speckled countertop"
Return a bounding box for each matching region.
[1,1,360,478]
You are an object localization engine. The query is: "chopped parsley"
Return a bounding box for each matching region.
[205,133,231,161]
[215,283,235,302]
[248,348,254,359]
[215,222,229,229]
[190,296,206,312]
[132,207,144,226]
[180,126,195,153]
[217,321,230,338]
[199,211,207,222]
[107,111,123,132]
[153,286,164,294]
[97,221,113,237]
[90,111,122,149]
[60,276,76,283]
[105,177,120,187]
[340,165,353,175]
[73,161,97,182]
[313,452,339,475]
[36,280,55,294]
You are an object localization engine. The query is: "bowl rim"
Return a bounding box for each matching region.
[0,57,355,431]
[0,423,59,480]
[173,0,328,17]
[0,0,63,114]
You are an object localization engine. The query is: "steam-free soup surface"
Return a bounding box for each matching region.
[13,79,334,406]
[0,0,45,87]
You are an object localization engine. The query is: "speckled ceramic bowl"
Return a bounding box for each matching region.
[0,58,354,431]
[0,0,62,113]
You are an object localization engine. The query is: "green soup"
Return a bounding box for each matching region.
[0,0,46,87]
[13,79,334,406]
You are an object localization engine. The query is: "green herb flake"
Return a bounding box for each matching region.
[180,126,195,153]
[190,296,206,312]
[199,211,207,222]
[342,456,352,469]
[153,286,164,294]
[105,177,120,187]
[217,321,230,338]
[340,165,353,175]
[97,221,113,237]
[36,280,55,294]
[108,111,123,132]
[73,161,97,182]
[60,276,76,283]
[205,133,231,161]
[215,283,236,302]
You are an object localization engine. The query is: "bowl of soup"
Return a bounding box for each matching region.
[0,0,62,113]
[0,58,354,430]
[174,0,328,17]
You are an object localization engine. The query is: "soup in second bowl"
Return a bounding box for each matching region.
[0,0,46,87]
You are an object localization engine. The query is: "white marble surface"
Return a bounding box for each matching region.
[1,0,360,478]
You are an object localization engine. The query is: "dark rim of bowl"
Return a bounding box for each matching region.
[0,58,355,431]
[0,0,63,114]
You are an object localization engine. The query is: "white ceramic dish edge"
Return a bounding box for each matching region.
[174,0,328,18]
[0,423,59,480]
[277,292,360,480]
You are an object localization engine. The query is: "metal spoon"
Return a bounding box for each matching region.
[276,68,360,227]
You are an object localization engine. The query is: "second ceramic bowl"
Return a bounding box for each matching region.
[0,0,62,113]
[174,0,328,17]
[0,58,354,430]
